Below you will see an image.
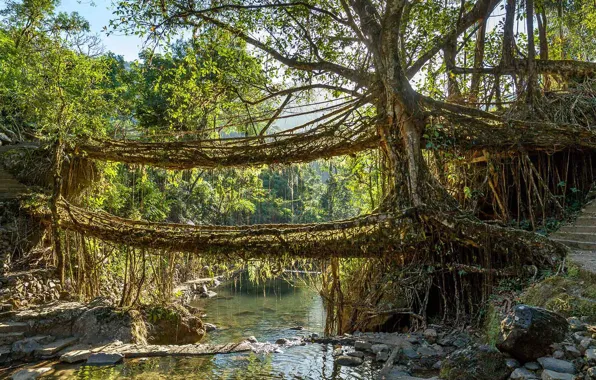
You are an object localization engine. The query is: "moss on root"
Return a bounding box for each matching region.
[520,265,596,321]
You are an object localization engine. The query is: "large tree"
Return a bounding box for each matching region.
[107,0,595,221]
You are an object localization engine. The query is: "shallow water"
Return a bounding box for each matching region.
[47,275,381,379]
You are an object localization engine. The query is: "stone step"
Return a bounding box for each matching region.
[558,225,596,234]
[550,238,596,251]
[0,332,24,345]
[550,232,596,244]
[570,217,596,228]
[0,321,28,333]
[35,336,78,357]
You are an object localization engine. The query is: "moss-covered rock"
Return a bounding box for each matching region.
[520,268,596,321]
[144,303,205,344]
[440,344,509,380]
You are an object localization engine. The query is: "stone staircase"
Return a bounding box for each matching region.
[550,201,596,273]
[0,167,27,200]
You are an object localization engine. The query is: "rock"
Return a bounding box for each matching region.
[537,357,575,374]
[440,344,509,380]
[204,323,217,332]
[432,360,442,370]
[573,332,588,343]
[376,351,390,362]
[245,336,258,343]
[586,348,596,364]
[580,338,593,352]
[347,351,364,358]
[86,352,124,365]
[497,305,569,362]
[60,349,92,363]
[524,362,541,370]
[354,341,372,351]
[423,328,438,344]
[553,350,565,359]
[310,333,320,339]
[11,367,51,380]
[371,344,389,354]
[336,355,363,366]
[35,336,78,357]
[289,326,304,330]
[0,133,11,143]
[275,338,289,345]
[506,358,521,370]
[564,345,581,358]
[567,317,586,332]
[12,338,41,356]
[200,291,217,298]
[510,368,539,379]
[73,303,147,345]
[144,304,203,345]
[540,369,575,380]
[587,367,596,379]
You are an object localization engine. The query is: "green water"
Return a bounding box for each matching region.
[43,276,381,379]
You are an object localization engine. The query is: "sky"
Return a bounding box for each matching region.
[57,0,143,61]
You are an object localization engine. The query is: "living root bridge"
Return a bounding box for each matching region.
[76,124,378,169]
[39,198,567,268]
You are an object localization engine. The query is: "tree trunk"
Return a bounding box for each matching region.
[50,139,65,284]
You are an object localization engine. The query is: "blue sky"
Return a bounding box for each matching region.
[57,0,143,60]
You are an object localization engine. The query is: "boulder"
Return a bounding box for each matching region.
[144,304,204,345]
[440,344,509,380]
[497,305,568,362]
[73,301,147,345]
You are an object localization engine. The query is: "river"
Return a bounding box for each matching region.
[48,274,381,379]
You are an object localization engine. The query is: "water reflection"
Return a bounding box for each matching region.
[46,275,381,379]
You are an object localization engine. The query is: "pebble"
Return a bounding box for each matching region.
[553,350,565,359]
[524,362,541,371]
[204,323,217,332]
[510,367,539,379]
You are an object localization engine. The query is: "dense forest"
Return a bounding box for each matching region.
[1,0,596,376]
